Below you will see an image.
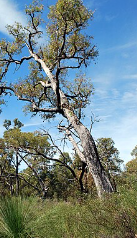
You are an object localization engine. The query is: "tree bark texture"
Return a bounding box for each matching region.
[30,53,114,198]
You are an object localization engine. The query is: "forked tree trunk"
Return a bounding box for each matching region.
[31,53,114,198]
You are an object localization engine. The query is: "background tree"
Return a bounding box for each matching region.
[50,152,75,199]
[0,138,15,196]
[96,138,123,175]
[3,125,52,198]
[0,0,114,197]
[3,119,25,196]
[96,138,123,191]
[1,120,83,198]
[125,145,137,174]
[72,153,93,194]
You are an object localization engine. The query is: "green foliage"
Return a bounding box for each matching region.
[96,138,123,175]
[3,120,11,130]
[6,23,26,47]
[3,119,24,130]
[3,127,50,154]
[0,190,135,238]
[0,197,37,238]
[126,158,137,174]
[0,122,53,197]
[62,74,94,118]
[122,145,137,182]
[131,144,137,159]
[25,0,44,15]
[50,152,75,199]
[45,0,97,68]
[13,119,24,129]
[8,187,135,238]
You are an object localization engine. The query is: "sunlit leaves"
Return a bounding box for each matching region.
[25,0,44,37]
[62,74,94,118]
[6,23,26,47]
[131,145,137,159]
[14,61,45,99]
[48,0,92,33]
[25,0,44,15]
[126,145,137,173]
[3,127,50,155]
[96,138,123,175]
[46,0,97,69]
[126,157,137,174]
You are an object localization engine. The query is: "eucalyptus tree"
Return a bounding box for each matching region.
[2,119,24,196]
[96,138,123,191]
[2,122,79,198]
[0,0,114,197]
[125,145,137,174]
[3,125,52,198]
[96,138,123,176]
[0,138,15,195]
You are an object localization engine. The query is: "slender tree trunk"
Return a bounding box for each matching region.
[10,176,14,196]
[15,150,20,196]
[31,53,115,198]
[79,162,87,193]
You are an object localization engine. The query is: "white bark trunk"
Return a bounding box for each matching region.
[30,53,114,198]
[63,108,114,197]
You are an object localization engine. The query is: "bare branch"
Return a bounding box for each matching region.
[19,174,41,193]
[0,56,33,66]
[58,125,86,163]
[60,64,81,70]
[0,86,15,95]
[18,152,46,191]
[32,105,62,113]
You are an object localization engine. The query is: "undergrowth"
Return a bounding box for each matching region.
[0,178,136,238]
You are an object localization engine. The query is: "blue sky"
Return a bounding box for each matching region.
[0,0,137,164]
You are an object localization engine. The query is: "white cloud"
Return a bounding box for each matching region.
[0,0,26,35]
[111,112,137,164]
[23,121,45,128]
[123,74,137,80]
[0,0,48,47]
[101,41,137,54]
[105,15,117,22]
[92,110,137,164]
[85,68,137,165]
[0,116,6,137]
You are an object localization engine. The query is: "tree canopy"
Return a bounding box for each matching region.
[0,0,114,198]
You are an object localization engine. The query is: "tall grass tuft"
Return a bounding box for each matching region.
[0,197,36,238]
